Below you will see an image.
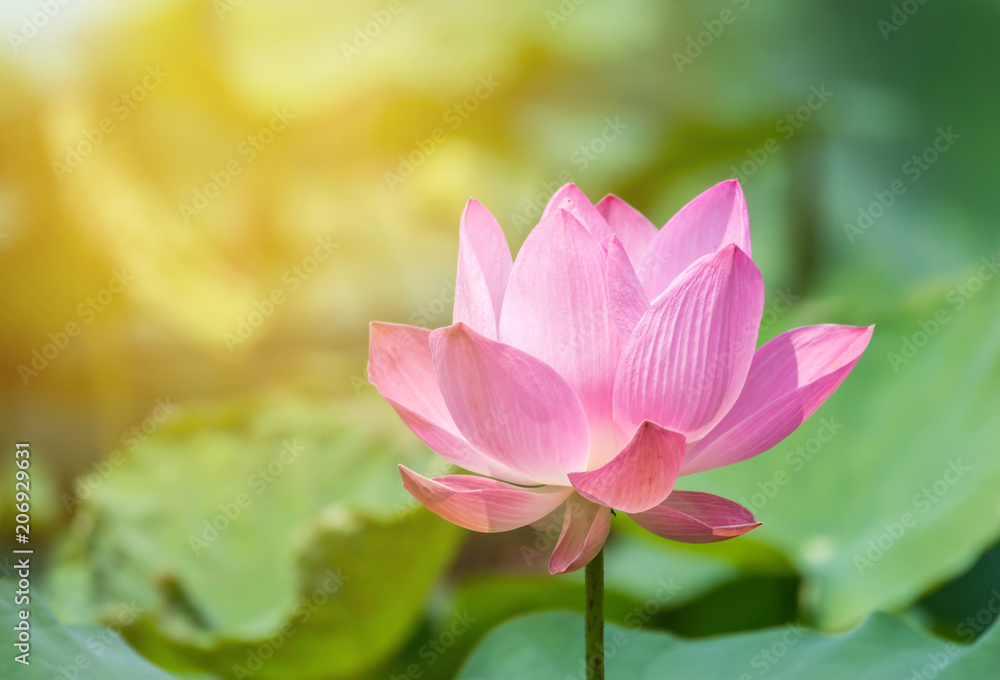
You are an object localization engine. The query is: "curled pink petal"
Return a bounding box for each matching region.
[636,180,751,300]
[453,199,513,339]
[596,194,658,266]
[630,490,760,543]
[540,183,613,241]
[683,324,874,474]
[499,209,620,465]
[613,244,764,441]
[548,496,612,574]
[369,322,535,485]
[400,466,572,533]
[568,421,685,513]
[430,322,591,485]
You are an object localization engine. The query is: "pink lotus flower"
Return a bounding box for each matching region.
[369,181,872,574]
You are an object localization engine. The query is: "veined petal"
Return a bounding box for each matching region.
[568,421,685,513]
[683,324,874,474]
[499,209,620,465]
[596,194,658,266]
[431,322,591,485]
[630,491,760,543]
[540,183,613,241]
[548,495,612,574]
[605,235,648,344]
[613,244,764,441]
[636,180,751,300]
[399,466,572,533]
[369,322,535,485]
[453,199,513,339]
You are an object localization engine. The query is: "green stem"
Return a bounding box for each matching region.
[585,548,605,680]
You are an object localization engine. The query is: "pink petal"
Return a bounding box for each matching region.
[499,209,620,466]
[430,322,591,485]
[568,421,685,513]
[636,180,751,300]
[605,235,648,344]
[613,244,764,441]
[595,194,658,266]
[548,495,612,574]
[399,466,572,533]
[630,490,761,543]
[369,322,535,485]
[682,324,874,474]
[453,199,513,339]
[540,183,613,241]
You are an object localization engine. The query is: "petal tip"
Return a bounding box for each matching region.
[713,521,762,538]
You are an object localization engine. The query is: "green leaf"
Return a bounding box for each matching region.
[44,396,463,679]
[456,611,1000,679]
[0,579,180,680]
[689,271,1000,629]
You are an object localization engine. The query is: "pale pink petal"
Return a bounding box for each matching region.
[630,491,760,543]
[613,245,764,441]
[636,180,751,300]
[548,495,612,574]
[682,324,874,474]
[614,245,764,439]
[369,322,535,485]
[540,183,613,241]
[430,322,591,485]
[605,235,648,344]
[399,466,572,533]
[596,194,658,266]
[568,421,685,513]
[499,209,620,466]
[453,199,513,339]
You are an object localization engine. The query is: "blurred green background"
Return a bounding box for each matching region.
[1,0,999,678]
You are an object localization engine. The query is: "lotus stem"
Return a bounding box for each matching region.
[585,547,605,680]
